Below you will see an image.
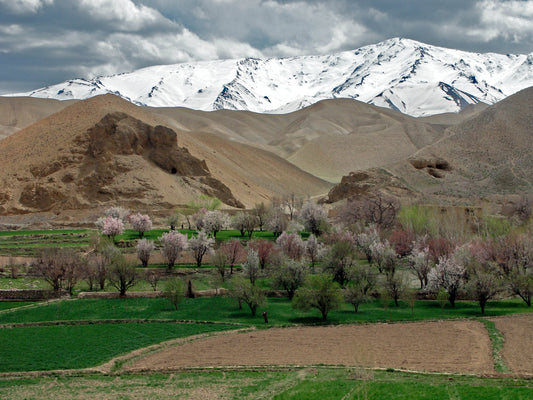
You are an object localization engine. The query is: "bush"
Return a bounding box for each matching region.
[164,278,186,310]
[292,274,343,321]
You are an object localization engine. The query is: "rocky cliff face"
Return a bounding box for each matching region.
[1,112,243,214]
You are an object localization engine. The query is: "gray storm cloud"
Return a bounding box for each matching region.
[0,0,532,94]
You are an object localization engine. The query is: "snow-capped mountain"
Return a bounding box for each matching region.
[9,38,533,117]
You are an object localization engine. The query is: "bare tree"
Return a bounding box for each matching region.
[109,256,137,296]
[219,239,245,274]
[33,248,83,295]
[249,239,276,270]
[385,273,406,307]
[144,269,161,291]
[337,192,400,229]
[283,193,303,221]
[253,202,268,232]
[164,278,186,310]
[212,249,229,282]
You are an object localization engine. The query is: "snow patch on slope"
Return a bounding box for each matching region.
[8,38,533,117]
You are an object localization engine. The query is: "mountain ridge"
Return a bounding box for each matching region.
[7,38,533,117]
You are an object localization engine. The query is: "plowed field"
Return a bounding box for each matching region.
[126,320,494,374]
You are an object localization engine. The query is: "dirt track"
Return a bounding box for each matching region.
[493,314,533,374]
[126,320,494,374]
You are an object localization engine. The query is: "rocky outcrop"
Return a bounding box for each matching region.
[324,169,411,203]
[11,112,244,213]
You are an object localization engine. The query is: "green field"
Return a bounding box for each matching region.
[0,369,531,399]
[0,322,235,372]
[0,228,282,256]
[0,297,530,327]
[1,228,532,398]
[0,302,34,311]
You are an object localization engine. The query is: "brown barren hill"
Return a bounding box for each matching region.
[152,98,443,182]
[0,95,331,214]
[0,97,75,139]
[386,86,533,200]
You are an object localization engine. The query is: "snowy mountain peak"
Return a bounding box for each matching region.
[7,38,533,117]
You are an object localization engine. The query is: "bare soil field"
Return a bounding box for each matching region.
[126,320,494,374]
[493,314,533,375]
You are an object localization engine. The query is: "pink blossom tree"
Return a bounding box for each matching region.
[130,213,153,238]
[276,231,305,261]
[160,231,188,271]
[249,239,276,270]
[102,216,124,243]
[305,234,325,267]
[219,239,246,274]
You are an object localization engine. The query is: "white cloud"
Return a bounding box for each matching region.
[78,0,169,30]
[476,0,533,41]
[0,0,53,14]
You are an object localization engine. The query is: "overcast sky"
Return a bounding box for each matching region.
[1,0,532,94]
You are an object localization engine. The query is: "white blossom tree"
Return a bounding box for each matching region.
[203,210,230,239]
[299,201,328,235]
[242,248,261,285]
[160,231,188,270]
[188,230,214,268]
[407,245,433,289]
[136,239,155,268]
[427,252,466,307]
[370,239,398,276]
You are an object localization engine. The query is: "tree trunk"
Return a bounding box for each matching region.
[480,299,486,314]
[449,292,456,308]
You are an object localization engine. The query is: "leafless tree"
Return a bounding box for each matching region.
[219,239,245,274]
[253,202,268,231]
[337,192,400,229]
[144,270,161,291]
[109,256,137,297]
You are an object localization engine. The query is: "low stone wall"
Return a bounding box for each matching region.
[77,289,232,299]
[0,289,60,301]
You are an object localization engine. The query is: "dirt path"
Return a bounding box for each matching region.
[125,320,494,375]
[493,314,533,375]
